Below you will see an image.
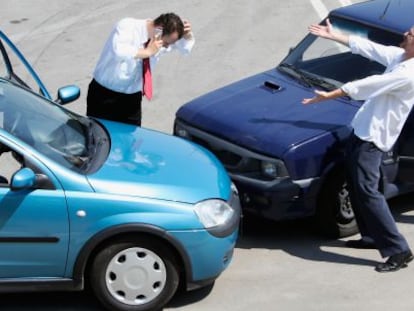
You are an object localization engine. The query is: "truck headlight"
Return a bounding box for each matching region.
[261,160,288,178]
[194,199,240,237]
[174,123,190,139]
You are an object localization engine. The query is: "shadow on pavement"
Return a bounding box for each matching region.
[236,192,414,267]
[165,283,214,309]
[0,291,103,310]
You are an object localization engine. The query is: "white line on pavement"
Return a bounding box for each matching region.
[310,0,353,20]
[309,0,329,20]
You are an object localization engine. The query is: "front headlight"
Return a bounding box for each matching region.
[194,199,234,228]
[174,122,190,139]
[261,160,288,179]
[194,198,240,237]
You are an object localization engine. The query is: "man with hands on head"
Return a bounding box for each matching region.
[87,13,195,126]
[303,19,414,272]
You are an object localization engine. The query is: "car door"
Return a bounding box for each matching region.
[0,30,68,278]
[0,30,50,99]
[0,139,69,278]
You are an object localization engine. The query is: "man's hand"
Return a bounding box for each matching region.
[183,20,193,40]
[308,18,349,46]
[308,18,334,40]
[302,90,330,104]
[146,37,163,55]
[135,37,162,59]
[302,88,347,104]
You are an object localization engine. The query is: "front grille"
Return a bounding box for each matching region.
[192,136,243,167]
[213,149,242,167]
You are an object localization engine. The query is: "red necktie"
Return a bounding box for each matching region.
[142,41,153,100]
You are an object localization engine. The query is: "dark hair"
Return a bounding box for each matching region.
[154,13,184,38]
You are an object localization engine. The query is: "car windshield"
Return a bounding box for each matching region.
[278,16,403,90]
[0,79,98,172]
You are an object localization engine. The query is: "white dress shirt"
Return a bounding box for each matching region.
[341,35,414,151]
[93,18,195,94]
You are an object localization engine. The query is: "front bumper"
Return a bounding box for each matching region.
[174,120,319,221]
[169,185,241,289]
[169,227,238,289]
[232,174,319,221]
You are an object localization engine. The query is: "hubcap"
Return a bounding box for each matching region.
[105,247,167,306]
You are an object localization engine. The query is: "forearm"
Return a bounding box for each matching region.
[302,88,348,104]
[330,32,350,46]
[134,48,152,59]
[308,18,349,47]
[323,88,347,100]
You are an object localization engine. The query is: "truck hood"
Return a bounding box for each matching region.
[87,121,231,203]
[176,69,360,158]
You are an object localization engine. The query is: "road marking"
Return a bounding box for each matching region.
[339,0,353,6]
[310,0,353,20]
[310,0,329,20]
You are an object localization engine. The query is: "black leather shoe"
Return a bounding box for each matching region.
[375,250,414,273]
[345,239,376,249]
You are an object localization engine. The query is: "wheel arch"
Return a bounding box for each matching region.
[318,160,346,196]
[72,224,192,289]
[314,160,358,238]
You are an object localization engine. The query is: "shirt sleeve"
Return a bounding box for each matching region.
[341,67,412,101]
[112,19,140,58]
[171,33,195,55]
[349,35,403,67]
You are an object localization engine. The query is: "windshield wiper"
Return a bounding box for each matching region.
[76,119,96,170]
[277,63,313,88]
[277,63,340,91]
[301,74,340,91]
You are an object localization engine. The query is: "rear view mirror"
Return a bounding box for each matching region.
[10,167,36,191]
[56,85,80,105]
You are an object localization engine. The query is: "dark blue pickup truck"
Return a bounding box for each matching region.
[174,0,414,238]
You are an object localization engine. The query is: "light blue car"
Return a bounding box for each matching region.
[0,30,240,311]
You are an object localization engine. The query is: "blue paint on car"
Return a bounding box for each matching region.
[0,29,240,311]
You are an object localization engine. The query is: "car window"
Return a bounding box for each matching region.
[302,36,350,61]
[0,146,22,186]
[0,49,6,79]
[0,81,90,171]
[280,17,402,87]
[0,39,42,93]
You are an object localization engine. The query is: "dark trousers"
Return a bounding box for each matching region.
[345,133,409,257]
[86,79,143,126]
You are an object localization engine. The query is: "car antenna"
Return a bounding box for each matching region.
[380,0,391,20]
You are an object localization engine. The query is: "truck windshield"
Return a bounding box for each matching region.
[278,16,403,90]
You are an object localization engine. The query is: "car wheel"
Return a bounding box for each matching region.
[90,237,180,311]
[315,173,359,238]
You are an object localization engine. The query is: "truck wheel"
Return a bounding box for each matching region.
[315,174,358,238]
[90,237,179,311]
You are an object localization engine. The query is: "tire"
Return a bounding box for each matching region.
[90,237,180,311]
[315,172,359,238]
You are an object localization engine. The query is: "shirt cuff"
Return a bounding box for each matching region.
[341,82,357,99]
[348,35,364,55]
[175,35,195,54]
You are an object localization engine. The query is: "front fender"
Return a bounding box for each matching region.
[70,223,193,286]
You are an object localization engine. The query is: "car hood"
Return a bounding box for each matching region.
[87,121,231,203]
[176,69,360,158]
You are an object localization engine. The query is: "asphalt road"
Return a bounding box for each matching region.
[1,1,414,310]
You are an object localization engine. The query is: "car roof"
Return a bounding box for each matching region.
[330,0,414,35]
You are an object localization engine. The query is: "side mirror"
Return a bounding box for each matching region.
[56,85,80,105]
[10,167,36,191]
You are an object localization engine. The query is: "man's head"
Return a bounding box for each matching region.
[153,13,184,47]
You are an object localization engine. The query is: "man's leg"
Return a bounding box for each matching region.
[349,137,409,257]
